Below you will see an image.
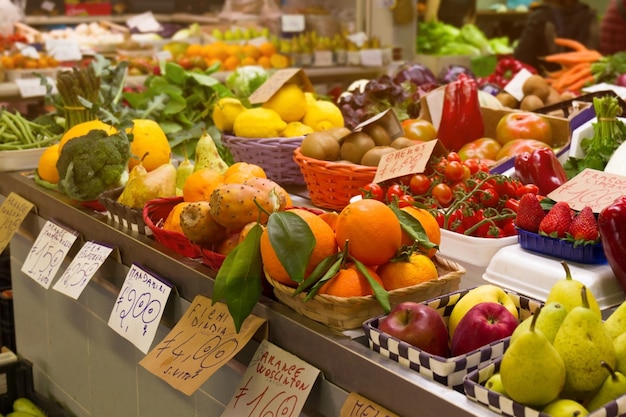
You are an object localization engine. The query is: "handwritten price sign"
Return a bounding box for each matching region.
[21,220,78,289]
[108,264,172,353]
[52,241,114,299]
[340,392,400,417]
[140,295,266,395]
[373,140,444,184]
[221,339,320,417]
[0,192,34,253]
[548,168,626,212]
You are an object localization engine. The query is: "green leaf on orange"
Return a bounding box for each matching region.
[354,258,390,313]
[267,211,315,284]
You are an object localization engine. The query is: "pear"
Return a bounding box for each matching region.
[546,262,601,319]
[614,332,626,375]
[553,286,616,401]
[127,152,148,183]
[587,361,626,412]
[511,301,568,344]
[500,306,566,407]
[485,372,508,397]
[117,162,177,209]
[604,300,626,340]
[541,398,589,417]
[175,153,194,197]
[193,129,228,175]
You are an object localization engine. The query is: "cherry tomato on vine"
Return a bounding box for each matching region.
[444,160,465,182]
[360,183,385,201]
[386,184,405,203]
[431,183,453,207]
[480,188,500,208]
[409,173,431,195]
[463,158,480,175]
[398,194,415,207]
[515,183,540,197]
[447,151,461,163]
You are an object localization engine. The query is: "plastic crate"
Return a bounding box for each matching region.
[0,358,70,416]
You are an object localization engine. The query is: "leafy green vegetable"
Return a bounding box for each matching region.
[417,21,461,54]
[459,24,493,55]
[226,65,270,99]
[417,22,505,56]
[590,52,626,84]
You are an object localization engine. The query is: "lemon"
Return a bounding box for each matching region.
[127,119,172,171]
[302,100,345,132]
[304,92,317,106]
[282,121,314,137]
[262,83,307,123]
[212,97,246,132]
[233,108,287,138]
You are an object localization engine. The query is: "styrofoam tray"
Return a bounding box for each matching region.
[0,147,47,172]
[438,228,518,267]
[569,116,626,159]
[483,244,622,311]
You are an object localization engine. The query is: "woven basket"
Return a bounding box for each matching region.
[266,255,465,332]
[142,196,202,259]
[293,147,377,211]
[222,134,305,186]
[98,187,149,235]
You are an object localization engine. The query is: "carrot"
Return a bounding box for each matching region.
[554,37,588,52]
[564,74,595,92]
[543,50,603,65]
[552,63,592,92]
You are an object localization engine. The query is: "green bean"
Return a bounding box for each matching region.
[2,111,35,144]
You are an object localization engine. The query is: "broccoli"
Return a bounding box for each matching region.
[56,128,131,201]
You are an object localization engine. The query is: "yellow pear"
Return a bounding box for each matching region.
[117,162,177,209]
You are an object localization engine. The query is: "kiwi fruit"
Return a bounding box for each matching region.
[522,75,551,101]
[363,123,392,146]
[390,136,423,149]
[325,126,351,141]
[496,91,519,109]
[300,131,341,161]
[360,146,396,167]
[339,131,376,164]
[520,94,544,111]
[544,87,564,106]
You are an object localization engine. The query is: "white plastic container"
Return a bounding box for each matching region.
[483,244,623,311]
[438,228,518,268]
[0,147,48,172]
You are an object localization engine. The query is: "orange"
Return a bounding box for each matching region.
[37,143,60,184]
[182,167,225,202]
[258,41,277,57]
[241,56,257,66]
[224,162,267,179]
[223,55,240,71]
[261,208,338,287]
[318,263,384,297]
[241,44,261,60]
[334,199,402,266]
[400,206,441,258]
[269,53,289,69]
[318,211,338,231]
[162,201,193,234]
[185,43,203,57]
[377,253,439,291]
[257,56,271,69]
[58,120,117,153]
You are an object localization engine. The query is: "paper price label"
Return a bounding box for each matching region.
[21,220,78,288]
[45,39,82,61]
[0,192,34,253]
[221,339,320,417]
[340,392,400,417]
[108,264,172,353]
[281,14,305,32]
[547,168,626,212]
[373,140,441,183]
[126,12,162,33]
[53,241,114,299]
[15,77,53,98]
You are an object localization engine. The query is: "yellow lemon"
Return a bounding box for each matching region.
[58,120,117,153]
[282,121,314,137]
[304,92,317,106]
[233,108,287,138]
[37,143,61,184]
[127,119,172,171]
[212,97,246,132]
[302,100,345,132]
[262,83,307,123]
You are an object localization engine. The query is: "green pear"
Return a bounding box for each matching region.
[193,129,228,175]
[500,307,566,407]
[511,301,567,344]
[553,286,616,401]
[546,262,601,319]
[175,155,194,196]
[117,163,177,209]
[614,332,626,375]
[541,398,589,417]
[587,361,626,412]
[485,372,508,397]
[604,300,626,340]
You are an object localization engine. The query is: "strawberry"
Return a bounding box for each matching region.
[538,201,573,238]
[515,193,546,233]
[568,205,599,244]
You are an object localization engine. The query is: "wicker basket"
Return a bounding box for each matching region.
[222,134,305,186]
[98,187,149,234]
[142,196,202,259]
[266,255,465,332]
[293,147,377,211]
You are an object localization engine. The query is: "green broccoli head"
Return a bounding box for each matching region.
[56,128,131,201]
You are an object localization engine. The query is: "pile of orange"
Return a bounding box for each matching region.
[182,41,289,71]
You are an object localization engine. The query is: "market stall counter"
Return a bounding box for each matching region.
[0,170,495,417]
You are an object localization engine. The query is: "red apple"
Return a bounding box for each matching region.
[495,112,553,146]
[450,302,518,356]
[378,301,450,357]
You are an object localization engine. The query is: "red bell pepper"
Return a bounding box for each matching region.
[514,148,568,195]
[437,73,485,152]
[598,196,626,294]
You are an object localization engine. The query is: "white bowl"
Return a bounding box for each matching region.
[0,147,48,172]
[438,228,518,268]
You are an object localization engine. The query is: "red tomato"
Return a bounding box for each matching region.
[463,158,480,175]
[480,188,500,207]
[386,184,405,203]
[444,160,465,182]
[515,183,540,197]
[446,151,461,163]
[398,194,415,207]
[494,112,553,146]
[431,183,453,207]
[401,118,438,142]
[409,173,431,195]
[458,137,502,161]
[360,183,385,201]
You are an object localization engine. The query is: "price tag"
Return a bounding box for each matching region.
[221,339,320,417]
[548,168,626,212]
[155,50,172,62]
[15,77,55,98]
[340,392,400,417]
[18,45,39,60]
[139,295,266,395]
[21,220,79,289]
[425,87,445,131]
[52,241,114,299]
[108,264,172,353]
[126,12,162,33]
[45,39,82,61]
[373,140,442,184]
[41,0,56,11]
[313,50,333,67]
[281,14,305,32]
[504,67,533,102]
[360,49,383,67]
[0,192,34,253]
